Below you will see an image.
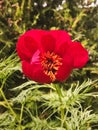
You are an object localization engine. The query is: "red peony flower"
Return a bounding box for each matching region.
[16,30,89,83]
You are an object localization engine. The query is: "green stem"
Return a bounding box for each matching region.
[54,84,64,125]
[54,84,69,128]
[54,84,62,100]
[0,88,16,118]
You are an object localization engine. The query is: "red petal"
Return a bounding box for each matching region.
[56,54,73,81]
[24,35,38,54]
[55,41,70,57]
[30,50,40,64]
[25,29,47,44]
[49,30,71,57]
[16,29,47,61]
[50,30,71,43]
[16,35,34,62]
[22,61,51,84]
[70,42,89,68]
[41,34,56,52]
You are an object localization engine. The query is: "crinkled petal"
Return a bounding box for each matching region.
[22,61,51,84]
[70,42,89,68]
[56,54,73,81]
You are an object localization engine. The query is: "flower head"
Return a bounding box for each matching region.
[16,29,89,83]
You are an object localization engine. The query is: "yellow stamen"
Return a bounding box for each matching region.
[40,51,62,81]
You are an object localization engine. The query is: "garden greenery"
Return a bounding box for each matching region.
[0,0,98,129]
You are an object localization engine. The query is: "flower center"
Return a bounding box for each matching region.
[40,51,62,81]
